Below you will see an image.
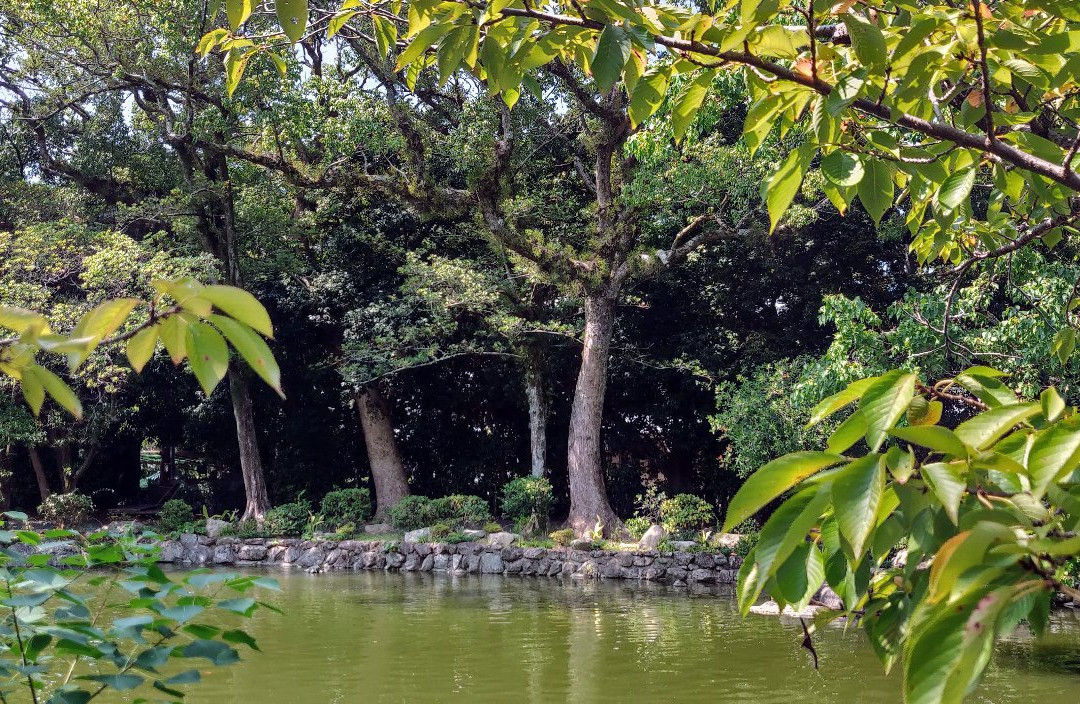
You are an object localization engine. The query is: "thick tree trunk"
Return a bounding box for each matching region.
[27,447,53,503]
[357,386,409,519]
[229,374,272,522]
[524,360,548,478]
[566,294,621,536]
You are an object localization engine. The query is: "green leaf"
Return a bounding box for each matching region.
[590,25,631,93]
[827,409,866,453]
[226,0,253,29]
[395,24,452,71]
[1041,387,1066,422]
[1052,327,1076,364]
[628,68,669,127]
[936,168,977,213]
[954,403,1040,450]
[181,639,239,665]
[372,15,398,58]
[209,316,283,397]
[276,0,307,42]
[126,326,159,373]
[807,376,878,427]
[78,673,144,691]
[859,371,916,452]
[857,158,894,225]
[723,451,847,532]
[821,151,865,188]
[185,322,230,397]
[21,365,45,415]
[831,454,885,559]
[27,366,82,419]
[68,298,139,369]
[890,426,968,458]
[738,486,831,613]
[671,70,714,141]
[763,142,814,233]
[200,285,274,339]
[922,462,966,524]
[928,523,1012,603]
[1028,417,1080,496]
[158,315,188,365]
[842,14,888,69]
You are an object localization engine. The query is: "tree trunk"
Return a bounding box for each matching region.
[357,386,410,519]
[229,374,272,521]
[524,362,548,478]
[566,293,621,536]
[27,447,53,503]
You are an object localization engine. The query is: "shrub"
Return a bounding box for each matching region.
[264,500,312,537]
[659,494,715,539]
[429,522,453,540]
[37,492,94,528]
[427,494,491,527]
[320,488,371,529]
[482,521,502,534]
[549,528,574,546]
[389,494,492,530]
[217,519,265,539]
[499,477,553,523]
[734,532,759,559]
[624,516,651,541]
[632,482,667,523]
[156,499,194,533]
[388,496,433,531]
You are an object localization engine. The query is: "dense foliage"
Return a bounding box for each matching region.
[0,513,275,702]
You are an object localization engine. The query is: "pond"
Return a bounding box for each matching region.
[181,570,1080,704]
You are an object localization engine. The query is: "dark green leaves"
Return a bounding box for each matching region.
[591,25,631,93]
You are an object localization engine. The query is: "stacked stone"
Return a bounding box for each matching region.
[157,535,741,586]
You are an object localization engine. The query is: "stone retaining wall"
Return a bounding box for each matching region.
[158,534,741,586]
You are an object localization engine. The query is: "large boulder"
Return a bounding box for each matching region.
[638,524,667,550]
[479,552,504,573]
[404,527,431,543]
[485,532,519,549]
[205,518,230,538]
[363,523,393,535]
[710,533,742,550]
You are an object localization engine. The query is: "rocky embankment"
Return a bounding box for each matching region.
[157,533,742,586]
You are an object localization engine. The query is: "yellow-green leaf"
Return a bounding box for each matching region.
[723,451,847,532]
[186,323,230,396]
[31,365,82,419]
[126,326,160,374]
[209,315,283,397]
[226,0,253,29]
[199,286,274,338]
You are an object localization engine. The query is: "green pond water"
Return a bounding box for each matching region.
[177,570,1080,704]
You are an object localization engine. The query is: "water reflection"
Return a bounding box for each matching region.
[173,570,1080,704]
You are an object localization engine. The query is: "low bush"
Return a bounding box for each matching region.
[624,516,651,541]
[429,522,453,540]
[499,477,553,523]
[264,500,312,537]
[388,496,433,531]
[217,519,265,539]
[734,532,759,559]
[156,499,194,533]
[549,528,574,546]
[389,494,492,530]
[659,494,715,539]
[428,494,491,527]
[38,492,94,528]
[320,488,372,529]
[482,521,502,534]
